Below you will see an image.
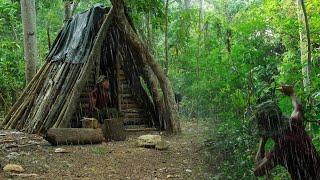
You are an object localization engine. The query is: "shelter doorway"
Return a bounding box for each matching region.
[72,57,149,129]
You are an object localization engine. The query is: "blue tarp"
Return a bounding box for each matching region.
[46,5,107,63]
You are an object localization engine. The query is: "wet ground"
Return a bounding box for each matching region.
[0,121,209,179]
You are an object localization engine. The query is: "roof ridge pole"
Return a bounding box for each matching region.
[111,0,180,134]
[57,7,115,128]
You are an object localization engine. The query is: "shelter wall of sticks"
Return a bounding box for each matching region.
[2,4,180,134]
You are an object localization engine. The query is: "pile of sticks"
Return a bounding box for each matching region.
[2,62,83,133]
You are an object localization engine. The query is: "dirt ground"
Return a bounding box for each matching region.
[0,121,210,179]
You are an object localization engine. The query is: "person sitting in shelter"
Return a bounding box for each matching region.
[253,85,320,179]
[89,75,110,123]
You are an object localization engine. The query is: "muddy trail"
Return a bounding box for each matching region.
[0,121,210,179]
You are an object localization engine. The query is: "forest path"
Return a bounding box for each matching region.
[0,121,209,179]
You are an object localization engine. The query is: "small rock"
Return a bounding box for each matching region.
[159,167,167,172]
[54,148,70,153]
[136,135,162,148]
[5,144,18,149]
[167,175,174,178]
[155,141,169,151]
[167,174,180,178]
[27,140,39,145]
[20,151,31,156]
[6,152,20,159]
[102,142,107,145]
[186,169,192,173]
[3,164,25,173]
[11,173,38,177]
[0,139,16,144]
[11,131,23,135]
[182,160,188,164]
[32,160,39,164]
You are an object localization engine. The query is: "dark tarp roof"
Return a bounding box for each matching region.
[46,5,108,64]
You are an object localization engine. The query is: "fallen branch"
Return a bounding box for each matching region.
[44,128,104,145]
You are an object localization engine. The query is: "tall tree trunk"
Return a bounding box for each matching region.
[71,1,79,15]
[21,0,37,84]
[46,22,51,49]
[64,1,72,21]
[197,0,203,81]
[296,0,312,91]
[145,6,152,49]
[195,0,204,118]
[64,1,79,22]
[226,29,232,54]
[164,0,169,75]
[184,0,191,9]
[144,8,154,55]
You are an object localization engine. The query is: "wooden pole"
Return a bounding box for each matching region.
[116,52,122,112]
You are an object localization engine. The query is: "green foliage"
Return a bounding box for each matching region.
[0,0,24,102]
[160,0,320,179]
[90,146,110,155]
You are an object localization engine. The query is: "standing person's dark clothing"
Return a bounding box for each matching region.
[90,87,109,110]
[254,85,320,180]
[89,75,110,123]
[265,118,320,179]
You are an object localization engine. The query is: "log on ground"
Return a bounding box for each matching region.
[102,118,126,141]
[44,128,104,145]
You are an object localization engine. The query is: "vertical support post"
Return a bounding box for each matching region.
[116,53,122,112]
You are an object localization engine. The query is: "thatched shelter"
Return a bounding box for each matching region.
[2,1,180,134]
